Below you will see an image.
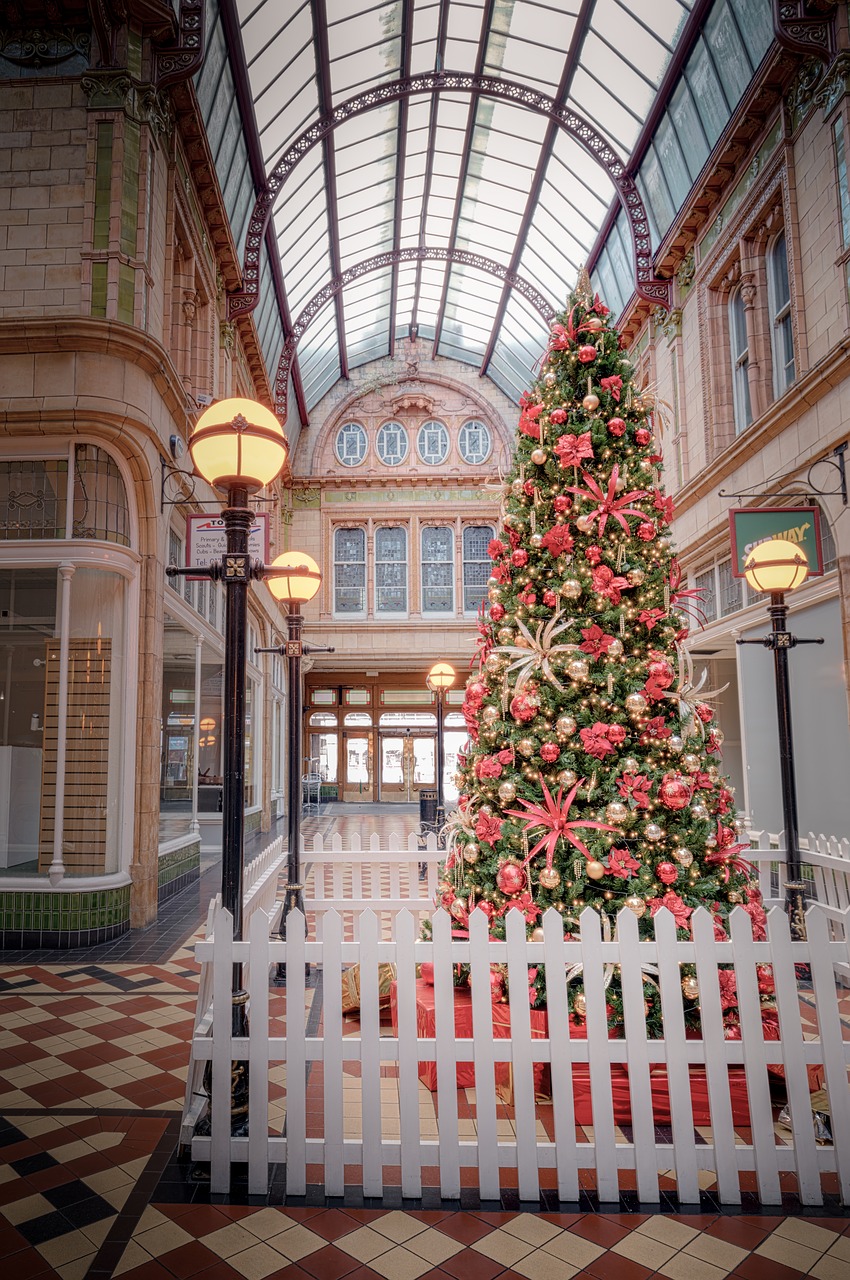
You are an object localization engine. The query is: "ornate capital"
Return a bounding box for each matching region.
[653,307,683,343]
[740,276,758,309]
[182,290,199,324]
[220,320,236,354]
[81,72,174,140]
[676,249,695,292]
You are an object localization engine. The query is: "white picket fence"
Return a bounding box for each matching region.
[748,830,850,974]
[189,900,850,1206]
[303,831,441,937]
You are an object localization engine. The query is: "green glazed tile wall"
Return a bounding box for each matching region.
[0,884,130,932]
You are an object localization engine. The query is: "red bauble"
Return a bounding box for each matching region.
[656,861,679,885]
[553,494,572,513]
[696,703,714,723]
[490,969,505,999]
[578,344,597,364]
[467,680,487,704]
[637,521,656,541]
[635,427,652,446]
[608,417,626,436]
[510,691,539,723]
[496,860,527,896]
[659,773,692,810]
[540,741,560,763]
[511,549,528,567]
[490,603,505,621]
[477,900,495,920]
[543,589,557,608]
[648,659,674,685]
[607,724,627,745]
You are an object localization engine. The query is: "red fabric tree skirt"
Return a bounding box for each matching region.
[390,978,755,1124]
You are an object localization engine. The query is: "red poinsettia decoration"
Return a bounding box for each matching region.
[705,820,753,882]
[617,772,651,809]
[541,525,574,558]
[591,564,629,605]
[505,779,616,873]
[518,392,544,439]
[554,431,594,468]
[475,812,504,846]
[653,490,675,525]
[488,538,507,559]
[566,465,649,537]
[608,846,641,879]
[638,608,666,632]
[599,374,623,402]
[649,890,693,929]
[580,623,615,658]
[579,722,617,759]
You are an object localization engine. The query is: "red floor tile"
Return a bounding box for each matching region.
[731,1256,808,1280]
[568,1216,632,1247]
[0,1245,55,1279]
[433,1213,496,1245]
[585,1252,653,1280]
[439,1248,506,1280]
[299,1243,364,1280]
[155,1240,221,1278]
[705,1217,771,1250]
[307,1210,362,1241]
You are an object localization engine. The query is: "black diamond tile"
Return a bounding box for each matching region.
[44,1180,101,1210]
[16,1211,77,1246]
[11,1153,59,1177]
[60,1193,115,1228]
[0,1122,27,1149]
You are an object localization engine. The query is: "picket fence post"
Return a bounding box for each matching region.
[580,907,618,1202]
[433,908,461,1198]
[692,906,740,1204]
[542,906,579,1203]
[618,906,659,1202]
[654,907,699,1204]
[469,908,500,1202]
[394,909,423,1199]
[505,907,538,1202]
[284,909,308,1196]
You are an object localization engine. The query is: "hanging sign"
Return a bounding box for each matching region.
[728,506,823,577]
[185,512,270,580]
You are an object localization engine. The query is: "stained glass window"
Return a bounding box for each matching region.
[462,525,494,614]
[458,419,492,464]
[417,420,449,465]
[421,526,454,614]
[376,421,408,466]
[333,526,366,615]
[335,421,368,467]
[375,526,407,614]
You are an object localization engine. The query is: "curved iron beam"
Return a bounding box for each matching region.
[273,247,558,420]
[228,70,671,324]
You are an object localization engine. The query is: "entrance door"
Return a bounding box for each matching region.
[378,732,436,802]
[342,732,373,802]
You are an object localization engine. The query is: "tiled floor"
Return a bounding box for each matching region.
[1,806,848,1279]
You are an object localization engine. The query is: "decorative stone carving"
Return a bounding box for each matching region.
[391,392,434,415]
[182,291,199,325]
[676,250,695,292]
[0,26,90,70]
[785,58,824,129]
[815,51,850,118]
[220,321,236,354]
[773,1,837,65]
[653,307,683,342]
[82,72,174,139]
[740,275,757,310]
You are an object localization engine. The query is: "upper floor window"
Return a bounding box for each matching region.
[417,420,449,465]
[421,526,454,614]
[333,527,366,615]
[729,288,752,434]
[459,419,492,465]
[375,526,408,615]
[462,525,494,614]
[834,116,850,248]
[695,567,717,624]
[0,445,130,546]
[335,422,368,468]
[717,559,742,617]
[768,233,795,396]
[376,421,408,467]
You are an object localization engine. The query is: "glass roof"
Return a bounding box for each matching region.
[234,0,697,408]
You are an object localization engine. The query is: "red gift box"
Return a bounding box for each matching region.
[391,978,753,1123]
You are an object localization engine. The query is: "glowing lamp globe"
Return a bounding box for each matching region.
[427,662,456,692]
[189,397,288,493]
[266,551,321,605]
[743,539,809,594]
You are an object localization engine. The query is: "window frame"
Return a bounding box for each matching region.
[332,525,367,618]
[374,524,409,617]
[375,420,409,467]
[420,524,455,617]
[416,419,450,466]
[767,231,795,398]
[728,285,753,435]
[334,420,368,468]
[461,523,495,616]
[458,418,493,465]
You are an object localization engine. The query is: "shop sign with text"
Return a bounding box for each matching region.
[728,506,823,577]
[185,513,270,579]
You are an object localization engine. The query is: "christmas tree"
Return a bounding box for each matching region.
[438,272,768,1031]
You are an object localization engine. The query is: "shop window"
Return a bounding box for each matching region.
[767,233,795,396]
[0,459,67,540]
[459,419,492,464]
[462,524,495,614]
[376,421,408,466]
[168,530,182,590]
[729,287,752,434]
[375,526,407,615]
[333,527,366,615]
[717,559,742,617]
[335,421,367,468]
[421,526,454,614]
[416,420,449,465]
[695,567,717,623]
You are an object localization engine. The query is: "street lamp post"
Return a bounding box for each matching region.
[426,662,456,837]
[739,538,823,940]
[167,397,288,1132]
[259,552,331,983]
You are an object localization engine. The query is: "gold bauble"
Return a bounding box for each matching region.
[582,393,600,411]
[608,638,624,658]
[622,757,640,774]
[530,533,544,549]
[567,658,589,682]
[514,633,531,648]
[573,992,587,1016]
[497,626,514,644]
[605,801,628,824]
[645,823,664,841]
[518,737,536,757]
[682,753,701,773]
[626,568,645,586]
[497,781,517,804]
[586,860,606,880]
[575,514,596,534]
[543,370,557,387]
[530,927,545,942]
[674,848,694,868]
[557,769,577,788]
[556,714,577,738]
[438,879,452,894]
[481,704,500,724]
[539,866,561,890]
[530,448,547,465]
[625,895,646,917]
[668,735,684,753]
[463,843,479,864]
[511,478,525,495]
[728,891,742,903]
[625,692,648,716]
[691,803,710,821]
[560,578,582,599]
[484,653,503,673]
[682,975,700,1000]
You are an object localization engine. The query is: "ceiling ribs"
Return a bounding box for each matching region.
[388,0,416,358]
[227,72,672,325]
[218,0,308,426]
[273,247,557,421]
[409,0,452,339]
[478,0,596,380]
[429,0,498,361]
[311,0,349,382]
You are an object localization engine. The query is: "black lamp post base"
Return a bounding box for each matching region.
[195,988,251,1138]
[784,879,808,942]
[274,882,310,985]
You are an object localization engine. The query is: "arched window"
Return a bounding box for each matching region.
[0,444,130,546]
[416,420,449,465]
[333,527,366,615]
[729,287,752,434]
[768,233,795,397]
[335,422,368,468]
[376,421,408,466]
[458,419,492,464]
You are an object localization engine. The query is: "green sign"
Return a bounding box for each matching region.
[728,506,823,577]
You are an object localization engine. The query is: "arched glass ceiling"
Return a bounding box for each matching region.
[233,0,697,406]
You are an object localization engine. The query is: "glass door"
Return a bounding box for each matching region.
[380,734,405,800]
[408,735,436,796]
[342,732,372,801]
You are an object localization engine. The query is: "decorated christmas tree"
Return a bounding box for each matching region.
[438,272,768,1031]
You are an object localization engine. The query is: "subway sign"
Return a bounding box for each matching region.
[728,506,824,578]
